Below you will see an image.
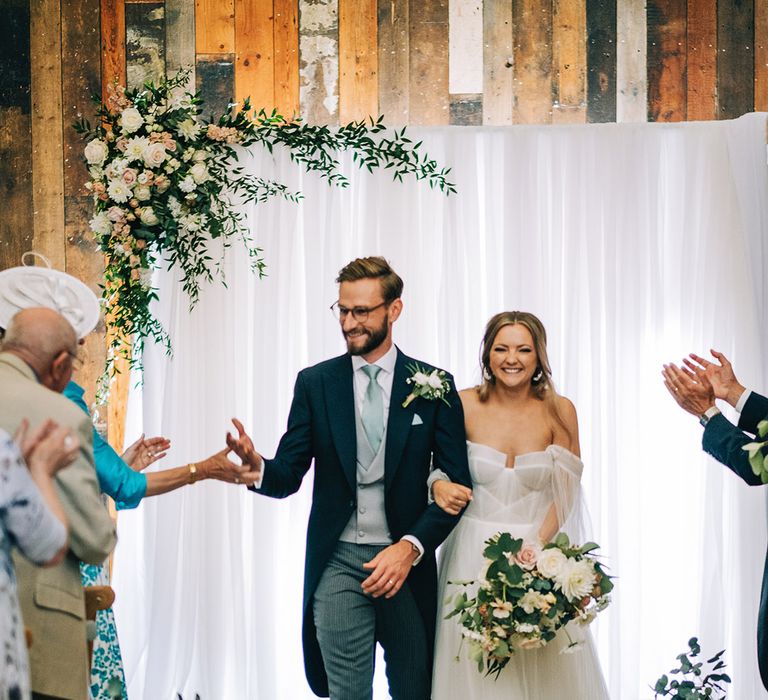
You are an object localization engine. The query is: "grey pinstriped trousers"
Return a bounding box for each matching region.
[313,542,431,700]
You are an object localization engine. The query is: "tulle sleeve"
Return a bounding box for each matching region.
[545,444,589,544]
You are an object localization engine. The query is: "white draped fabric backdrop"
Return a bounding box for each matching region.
[114,114,768,699]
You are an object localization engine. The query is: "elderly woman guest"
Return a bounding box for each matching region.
[0,261,253,700]
[1,421,78,700]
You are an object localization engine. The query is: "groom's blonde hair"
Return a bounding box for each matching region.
[336,256,403,303]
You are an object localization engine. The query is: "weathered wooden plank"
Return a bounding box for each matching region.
[449,92,482,124]
[62,0,105,407]
[757,0,768,112]
[377,0,409,124]
[409,0,449,124]
[273,0,299,117]
[616,0,647,122]
[718,0,754,119]
[647,1,687,122]
[196,0,235,53]
[512,0,553,124]
[339,0,378,123]
[166,0,196,92]
[482,0,513,124]
[686,0,716,120]
[31,0,66,269]
[102,0,127,91]
[553,0,586,124]
[586,0,617,122]
[0,0,33,273]
[299,0,338,124]
[126,3,166,90]
[0,109,33,273]
[449,0,482,95]
[235,0,275,113]
[197,53,236,119]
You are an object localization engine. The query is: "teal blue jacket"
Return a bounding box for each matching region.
[64,381,147,510]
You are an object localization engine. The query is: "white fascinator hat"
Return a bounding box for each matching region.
[0,252,100,339]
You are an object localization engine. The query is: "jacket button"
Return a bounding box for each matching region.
[349,500,355,508]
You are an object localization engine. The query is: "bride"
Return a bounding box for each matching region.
[430,311,609,699]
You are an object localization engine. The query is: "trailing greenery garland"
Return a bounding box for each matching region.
[74,70,455,382]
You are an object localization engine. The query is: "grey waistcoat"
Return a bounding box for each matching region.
[338,405,392,545]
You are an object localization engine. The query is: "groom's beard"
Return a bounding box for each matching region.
[344,318,388,356]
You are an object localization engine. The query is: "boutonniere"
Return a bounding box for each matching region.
[402,362,451,408]
[742,419,768,483]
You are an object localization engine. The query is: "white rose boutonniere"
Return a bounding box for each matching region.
[402,362,451,408]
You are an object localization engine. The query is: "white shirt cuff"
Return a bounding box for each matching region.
[400,535,424,566]
[250,455,265,489]
[735,389,752,414]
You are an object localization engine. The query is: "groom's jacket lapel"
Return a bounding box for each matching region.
[324,355,357,492]
[385,349,413,491]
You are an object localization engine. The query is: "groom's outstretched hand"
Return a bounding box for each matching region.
[361,541,418,599]
[226,418,263,469]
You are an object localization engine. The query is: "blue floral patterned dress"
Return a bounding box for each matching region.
[0,429,67,700]
[65,382,148,700]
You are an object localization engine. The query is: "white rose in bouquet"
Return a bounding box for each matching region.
[120,107,144,134]
[134,185,151,201]
[536,547,568,579]
[190,161,209,184]
[139,207,159,226]
[143,142,168,168]
[84,139,108,165]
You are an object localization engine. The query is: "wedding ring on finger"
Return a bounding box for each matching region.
[64,435,74,449]
[235,477,241,484]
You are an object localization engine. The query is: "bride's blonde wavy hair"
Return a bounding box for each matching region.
[477,311,572,442]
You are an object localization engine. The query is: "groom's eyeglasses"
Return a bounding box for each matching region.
[330,301,388,322]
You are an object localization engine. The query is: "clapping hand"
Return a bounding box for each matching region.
[122,434,171,472]
[683,350,746,407]
[662,362,716,417]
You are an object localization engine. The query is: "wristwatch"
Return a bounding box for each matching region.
[699,406,721,427]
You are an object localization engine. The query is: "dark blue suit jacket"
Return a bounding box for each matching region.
[702,391,768,690]
[253,349,472,696]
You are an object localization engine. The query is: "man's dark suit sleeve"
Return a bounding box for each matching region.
[739,392,768,434]
[703,411,764,487]
[405,377,472,554]
[255,372,315,498]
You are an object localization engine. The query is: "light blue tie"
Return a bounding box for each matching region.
[361,364,384,453]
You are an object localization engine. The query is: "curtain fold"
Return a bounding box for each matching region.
[114,114,768,699]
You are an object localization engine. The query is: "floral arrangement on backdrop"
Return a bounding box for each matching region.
[74,69,455,383]
[446,532,613,678]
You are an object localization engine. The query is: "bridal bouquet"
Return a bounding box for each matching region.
[446,532,613,678]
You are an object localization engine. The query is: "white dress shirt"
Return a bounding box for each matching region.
[256,343,424,563]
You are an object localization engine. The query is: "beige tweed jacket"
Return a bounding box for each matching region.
[0,352,116,700]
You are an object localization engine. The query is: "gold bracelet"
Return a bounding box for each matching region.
[187,462,198,484]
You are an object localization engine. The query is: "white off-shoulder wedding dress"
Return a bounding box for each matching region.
[431,442,610,700]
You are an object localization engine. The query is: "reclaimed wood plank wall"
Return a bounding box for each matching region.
[1,0,767,433]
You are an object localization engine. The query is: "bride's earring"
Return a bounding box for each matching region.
[532,368,543,384]
[482,366,494,383]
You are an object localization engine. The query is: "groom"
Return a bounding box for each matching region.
[227,257,472,699]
